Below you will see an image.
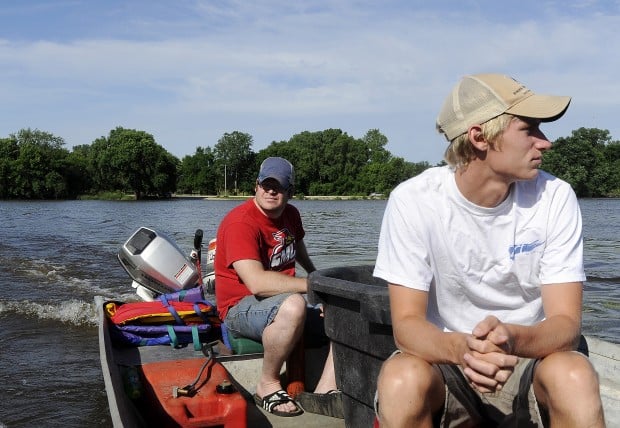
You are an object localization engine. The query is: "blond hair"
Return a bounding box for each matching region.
[442,114,515,169]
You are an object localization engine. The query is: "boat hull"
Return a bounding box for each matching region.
[97,296,345,428]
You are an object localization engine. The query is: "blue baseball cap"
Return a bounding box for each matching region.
[258,157,295,189]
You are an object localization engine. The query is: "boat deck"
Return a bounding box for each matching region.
[99,300,344,428]
[122,345,345,428]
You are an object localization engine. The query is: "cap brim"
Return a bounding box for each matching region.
[259,175,290,189]
[506,95,571,122]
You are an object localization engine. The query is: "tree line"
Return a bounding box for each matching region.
[0,126,618,200]
[540,128,620,198]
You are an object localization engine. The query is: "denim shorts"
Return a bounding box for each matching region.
[224,293,327,346]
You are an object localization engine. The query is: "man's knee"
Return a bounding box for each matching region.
[378,353,440,400]
[376,353,444,426]
[273,293,306,324]
[534,351,601,407]
[534,351,605,427]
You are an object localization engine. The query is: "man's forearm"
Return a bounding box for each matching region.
[249,270,308,297]
[508,315,581,359]
[393,317,469,366]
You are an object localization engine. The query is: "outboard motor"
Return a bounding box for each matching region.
[118,227,201,301]
[203,238,217,295]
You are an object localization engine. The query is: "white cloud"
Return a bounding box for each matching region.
[1,0,619,163]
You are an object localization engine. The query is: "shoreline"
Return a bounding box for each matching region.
[173,194,386,201]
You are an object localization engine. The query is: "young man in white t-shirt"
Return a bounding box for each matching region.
[374,74,605,427]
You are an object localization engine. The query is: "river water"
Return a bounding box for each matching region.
[0,198,618,427]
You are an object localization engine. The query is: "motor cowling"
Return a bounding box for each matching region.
[118,227,200,296]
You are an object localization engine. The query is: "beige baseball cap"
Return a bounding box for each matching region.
[436,73,571,141]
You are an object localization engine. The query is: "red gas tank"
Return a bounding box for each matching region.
[138,358,247,428]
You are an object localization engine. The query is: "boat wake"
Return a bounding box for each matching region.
[0,298,99,326]
[586,275,620,284]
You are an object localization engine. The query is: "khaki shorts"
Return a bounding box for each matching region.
[375,351,545,427]
[437,358,544,427]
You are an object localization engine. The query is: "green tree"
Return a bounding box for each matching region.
[260,131,324,196]
[261,129,368,195]
[321,130,368,195]
[89,135,123,193]
[361,157,430,195]
[542,128,613,197]
[65,144,95,197]
[177,146,218,195]
[358,129,428,195]
[0,137,19,198]
[603,141,620,196]
[89,127,178,199]
[363,129,390,164]
[256,128,431,196]
[213,131,255,195]
[10,129,70,199]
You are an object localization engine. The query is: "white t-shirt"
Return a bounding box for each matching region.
[374,166,585,333]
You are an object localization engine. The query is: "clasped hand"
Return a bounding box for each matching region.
[461,315,518,393]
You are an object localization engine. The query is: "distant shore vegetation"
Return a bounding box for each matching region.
[1,126,618,200]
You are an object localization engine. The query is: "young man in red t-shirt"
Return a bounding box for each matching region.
[215,157,339,417]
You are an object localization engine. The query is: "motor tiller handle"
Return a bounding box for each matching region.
[194,229,203,255]
[193,229,204,286]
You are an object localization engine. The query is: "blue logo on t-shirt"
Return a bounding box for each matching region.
[509,240,544,260]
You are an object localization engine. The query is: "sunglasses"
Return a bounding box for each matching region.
[258,181,290,194]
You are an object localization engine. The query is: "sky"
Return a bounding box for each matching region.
[1,0,619,165]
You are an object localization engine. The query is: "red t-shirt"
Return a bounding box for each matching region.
[214,198,306,320]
